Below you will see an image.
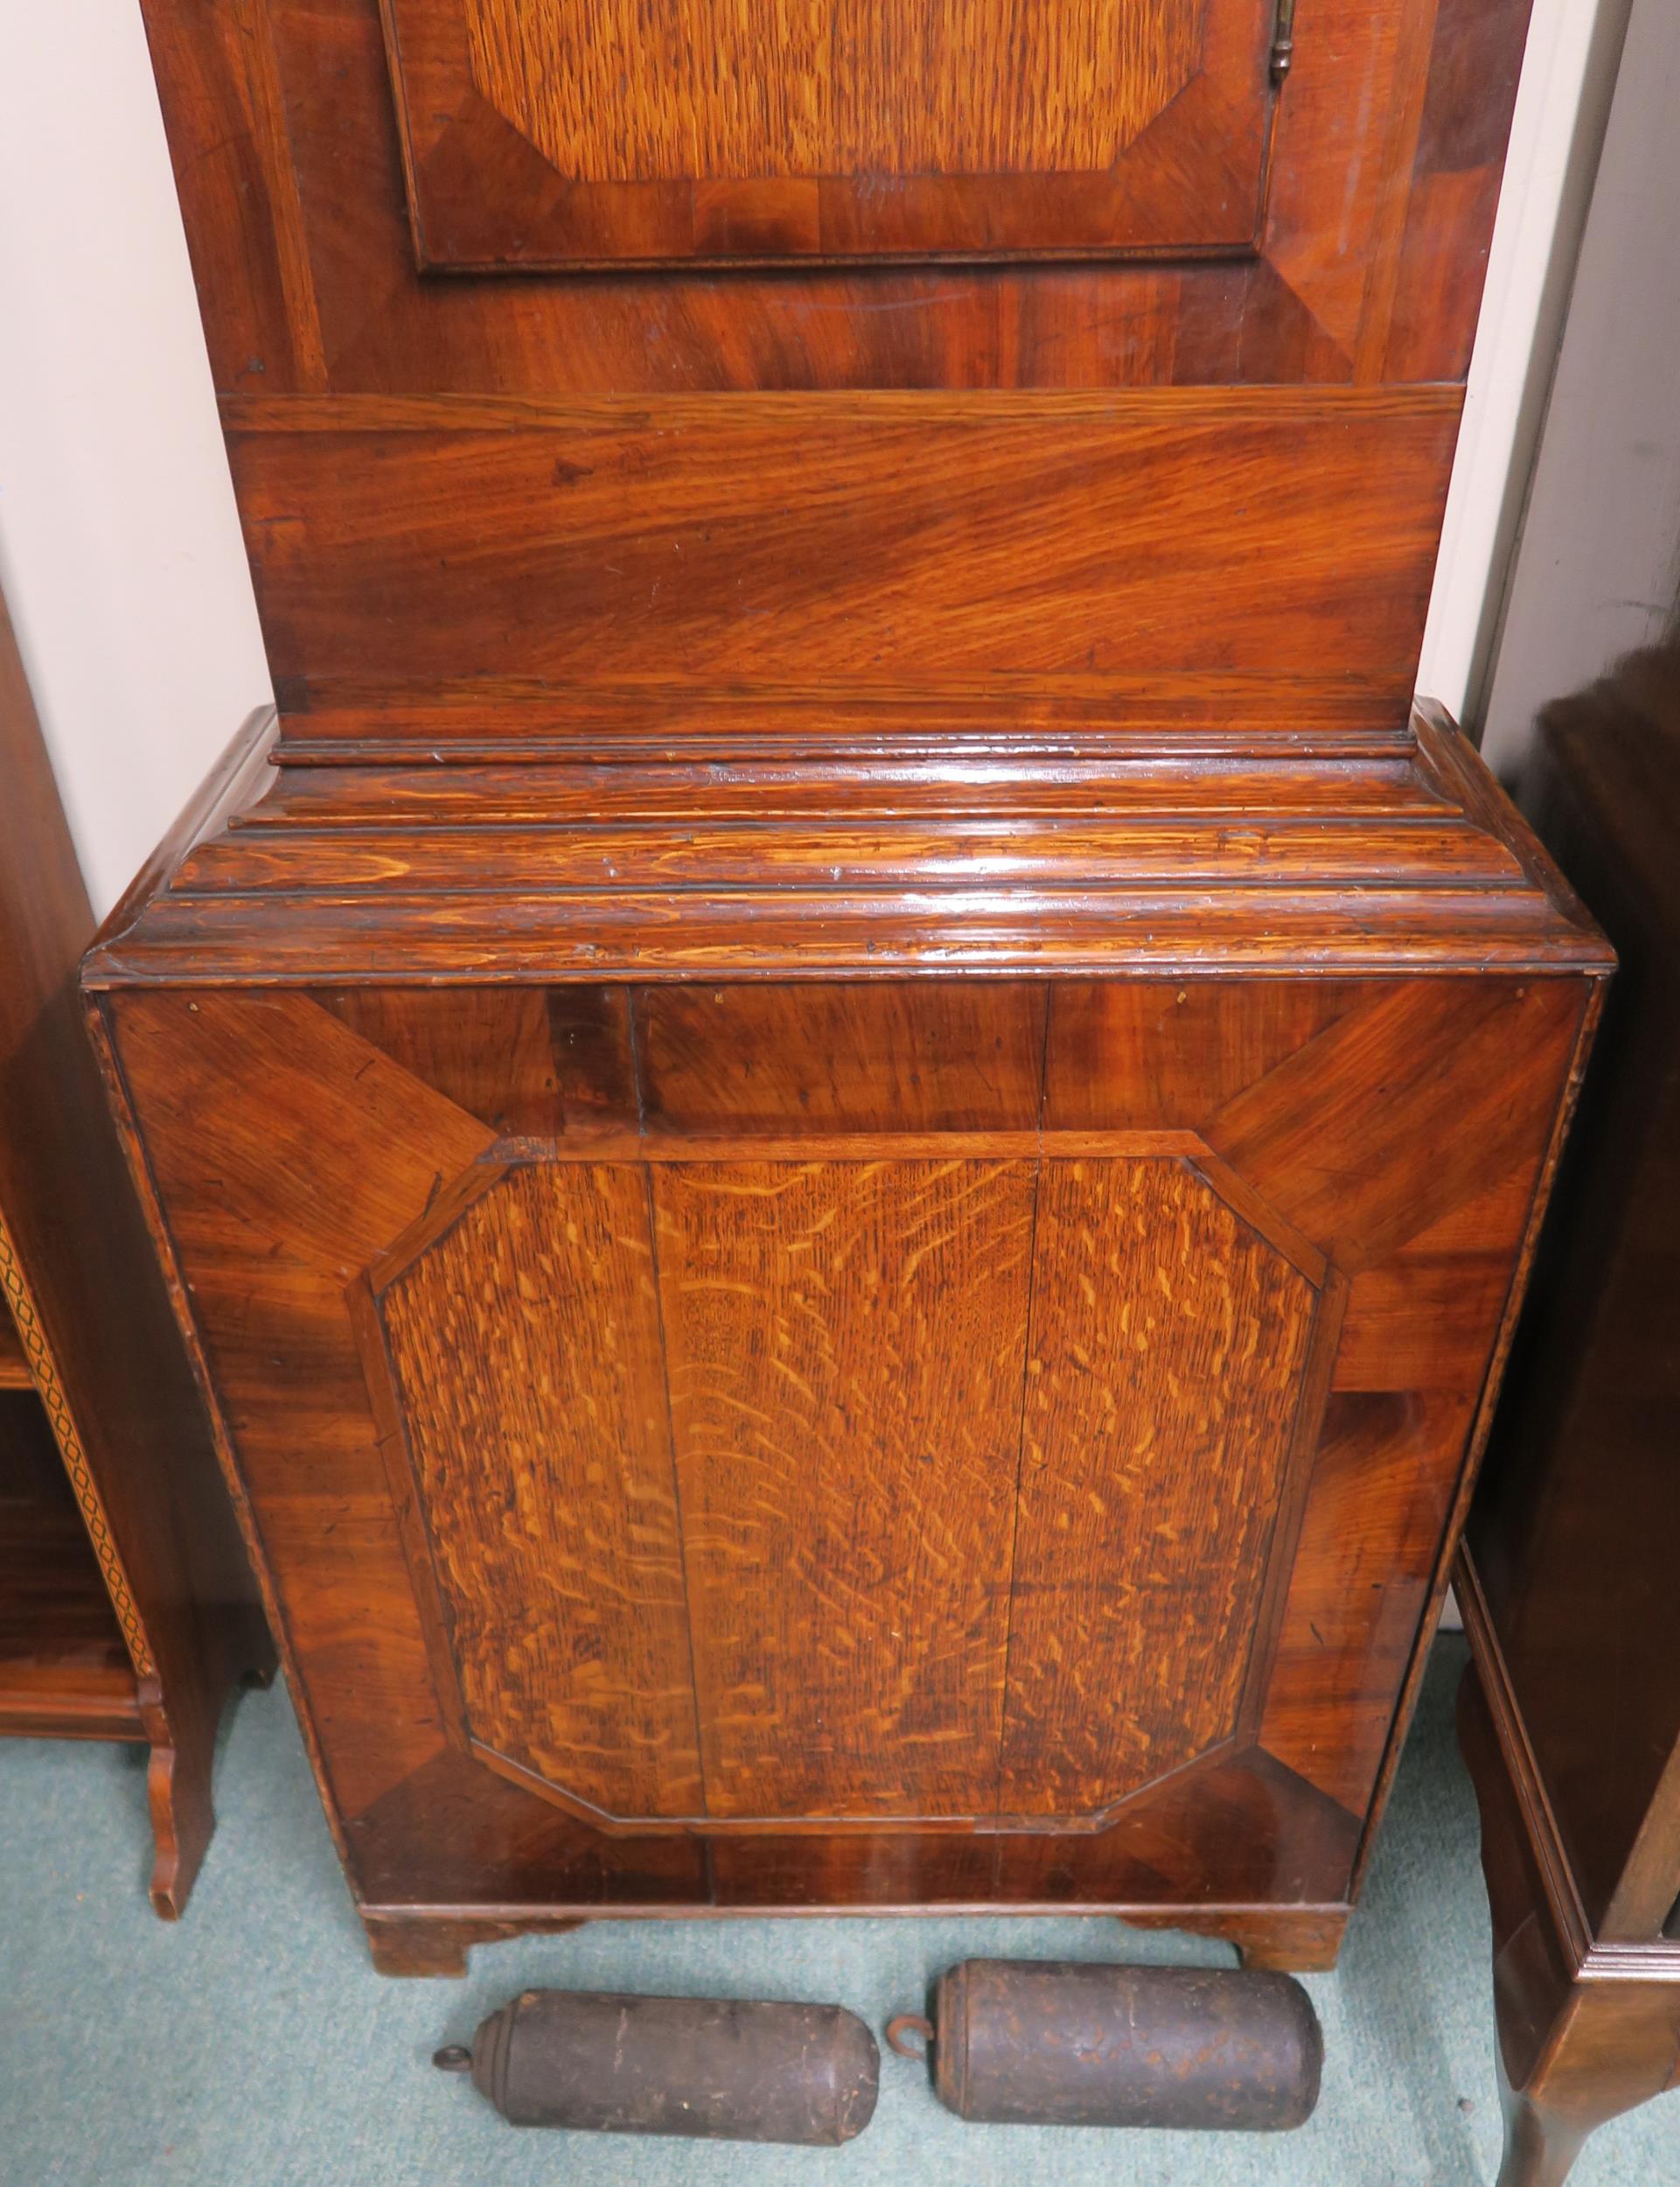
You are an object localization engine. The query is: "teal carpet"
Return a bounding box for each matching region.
[1,1639,1675,2186]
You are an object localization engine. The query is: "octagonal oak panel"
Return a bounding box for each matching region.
[382,0,1275,267]
[98,969,1593,1944]
[364,1147,1323,1829]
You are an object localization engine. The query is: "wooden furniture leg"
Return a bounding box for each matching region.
[1494,1977,1680,2187]
[140,1615,275,1918]
[1460,1646,1680,2187]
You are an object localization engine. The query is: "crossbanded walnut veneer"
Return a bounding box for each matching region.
[97,0,1610,1973]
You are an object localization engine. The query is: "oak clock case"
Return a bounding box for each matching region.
[95,0,1610,1975]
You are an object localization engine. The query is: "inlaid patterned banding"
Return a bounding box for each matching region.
[0,1207,156,1679]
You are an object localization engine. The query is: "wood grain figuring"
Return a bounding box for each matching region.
[178,815,1531,897]
[103,989,496,1829]
[657,1157,1034,1820]
[235,748,1458,819]
[1001,1156,1320,1818]
[224,391,1462,696]
[390,0,1266,265]
[91,718,1613,989]
[468,0,1198,180]
[111,0,1585,1971]
[143,0,1532,391]
[90,938,1604,1957]
[315,986,636,1139]
[376,1164,702,1820]
[1259,1390,1472,1814]
[638,984,1046,1136]
[1203,978,1586,1271]
[1045,982,1377,1130]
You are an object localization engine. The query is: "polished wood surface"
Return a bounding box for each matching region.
[223,388,1462,704]
[0,586,273,1914]
[87,744,1605,1963]
[145,0,1525,395]
[108,0,1593,1973]
[140,0,1530,734]
[90,709,1606,985]
[387,0,1271,265]
[1460,640,1680,2185]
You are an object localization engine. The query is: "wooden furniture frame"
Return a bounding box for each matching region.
[0,585,273,1915]
[1458,643,1680,2187]
[99,0,1611,1975]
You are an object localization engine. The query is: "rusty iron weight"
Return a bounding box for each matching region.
[887,1960,1323,2130]
[434,1988,880,2143]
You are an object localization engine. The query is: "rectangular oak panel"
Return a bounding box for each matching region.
[376,1163,705,1820]
[1000,1156,1322,1817]
[472,0,1201,179]
[653,1157,1035,1820]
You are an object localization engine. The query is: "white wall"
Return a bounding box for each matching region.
[1416,0,1635,727]
[0,0,270,920]
[0,0,1638,915]
[1479,0,1680,777]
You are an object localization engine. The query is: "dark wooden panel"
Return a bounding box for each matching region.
[0,1309,29,1391]
[0,1492,144,1742]
[1383,0,1534,383]
[224,390,1462,699]
[313,987,636,1139]
[103,989,496,1830]
[385,0,1270,266]
[0,1393,143,1741]
[638,983,1046,1136]
[1469,644,1680,1942]
[1259,1390,1473,1814]
[1203,978,1586,1269]
[373,1163,703,1820]
[1000,1156,1321,1819]
[345,1743,713,1906]
[1456,1656,1680,2187]
[655,1156,1034,1821]
[1045,982,1378,1130]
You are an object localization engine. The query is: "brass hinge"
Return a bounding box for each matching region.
[1271,0,1299,80]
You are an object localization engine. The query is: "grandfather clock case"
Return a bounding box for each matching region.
[92,0,1612,1974]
